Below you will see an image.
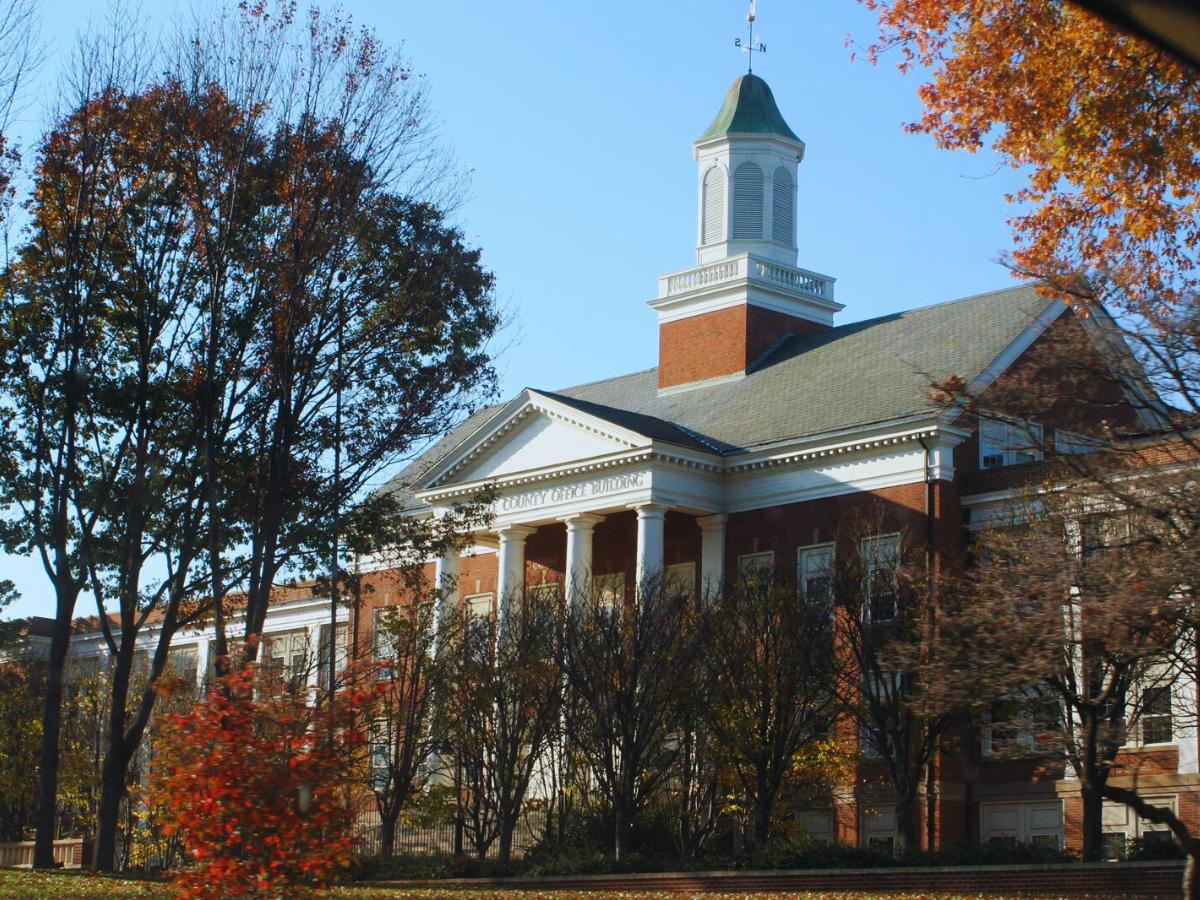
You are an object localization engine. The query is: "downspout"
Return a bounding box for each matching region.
[917,436,938,852]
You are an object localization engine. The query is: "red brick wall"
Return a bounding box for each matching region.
[658,304,827,389]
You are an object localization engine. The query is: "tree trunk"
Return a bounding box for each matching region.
[498,816,515,868]
[32,613,72,869]
[379,814,396,859]
[925,760,937,852]
[753,793,772,848]
[1081,780,1105,862]
[613,797,627,862]
[896,792,919,854]
[1185,849,1200,900]
[92,749,127,872]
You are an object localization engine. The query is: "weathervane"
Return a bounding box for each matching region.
[734,1,766,73]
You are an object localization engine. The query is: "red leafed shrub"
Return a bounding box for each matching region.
[149,665,376,898]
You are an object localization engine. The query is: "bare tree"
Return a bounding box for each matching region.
[440,588,562,866]
[830,517,965,853]
[561,576,699,861]
[699,570,838,848]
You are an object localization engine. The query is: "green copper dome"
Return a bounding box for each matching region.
[698,74,800,142]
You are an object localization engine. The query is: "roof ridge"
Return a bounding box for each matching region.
[553,365,657,394]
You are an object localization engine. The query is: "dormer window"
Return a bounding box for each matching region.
[979,415,1043,469]
[732,161,763,239]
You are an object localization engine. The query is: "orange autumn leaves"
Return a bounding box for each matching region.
[148,667,380,899]
[860,0,1200,313]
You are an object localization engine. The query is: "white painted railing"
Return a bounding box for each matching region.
[0,838,87,868]
[659,254,835,302]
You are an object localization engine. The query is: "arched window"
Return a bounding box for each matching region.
[701,166,725,245]
[732,162,764,240]
[772,167,794,245]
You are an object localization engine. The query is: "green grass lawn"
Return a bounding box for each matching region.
[0,870,1003,899]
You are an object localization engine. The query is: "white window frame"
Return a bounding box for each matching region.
[981,685,1061,756]
[1102,795,1177,860]
[860,805,898,854]
[797,542,835,605]
[1055,428,1101,456]
[666,562,696,601]
[464,592,494,620]
[979,413,1044,469]
[980,800,1063,848]
[595,572,625,611]
[738,551,775,582]
[861,534,900,622]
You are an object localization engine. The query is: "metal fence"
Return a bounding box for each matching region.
[354,808,547,860]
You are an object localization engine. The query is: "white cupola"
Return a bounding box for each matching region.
[693,74,805,266]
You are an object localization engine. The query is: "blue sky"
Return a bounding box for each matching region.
[2,0,1027,618]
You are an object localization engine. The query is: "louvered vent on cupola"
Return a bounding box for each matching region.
[701,166,725,246]
[772,166,794,245]
[732,162,763,239]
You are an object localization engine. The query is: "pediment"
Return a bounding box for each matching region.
[423,391,649,488]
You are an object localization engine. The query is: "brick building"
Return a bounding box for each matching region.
[50,71,1192,856]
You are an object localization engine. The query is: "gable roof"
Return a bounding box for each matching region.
[383,283,1059,505]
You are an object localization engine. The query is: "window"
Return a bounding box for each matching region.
[701,166,725,245]
[979,415,1043,469]
[464,592,494,620]
[265,630,311,690]
[369,719,391,791]
[1103,795,1176,859]
[732,162,763,239]
[861,534,900,622]
[983,687,1061,756]
[165,646,199,683]
[666,562,696,601]
[317,623,349,690]
[980,801,1063,848]
[738,551,775,590]
[1055,429,1101,456]
[771,166,794,244]
[860,806,897,854]
[1141,686,1173,745]
[595,573,625,611]
[797,543,834,605]
[528,582,560,604]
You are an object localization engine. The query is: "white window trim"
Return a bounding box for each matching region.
[666,561,696,600]
[797,542,835,598]
[861,533,901,623]
[738,550,775,578]
[464,592,494,619]
[979,412,1044,469]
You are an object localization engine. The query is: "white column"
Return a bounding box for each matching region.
[194,636,210,693]
[634,504,668,594]
[496,525,536,619]
[562,514,603,609]
[306,624,322,693]
[698,514,727,599]
[433,547,461,636]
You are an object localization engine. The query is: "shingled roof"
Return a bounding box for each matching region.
[384,283,1056,504]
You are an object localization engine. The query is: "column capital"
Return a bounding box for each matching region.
[495,524,538,541]
[697,513,727,532]
[631,502,669,520]
[559,512,605,531]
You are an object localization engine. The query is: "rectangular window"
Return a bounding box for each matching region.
[861,534,900,622]
[981,801,1063,847]
[666,562,696,601]
[369,718,391,791]
[738,551,775,589]
[797,543,834,605]
[1055,429,1100,456]
[528,582,560,604]
[464,592,494,620]
[317,623,349,690]
[984,686,1061,756]
[1141,686,1173,745]
[980,415,1043,469]
[264,629,311,690]
[595,573,625,611]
